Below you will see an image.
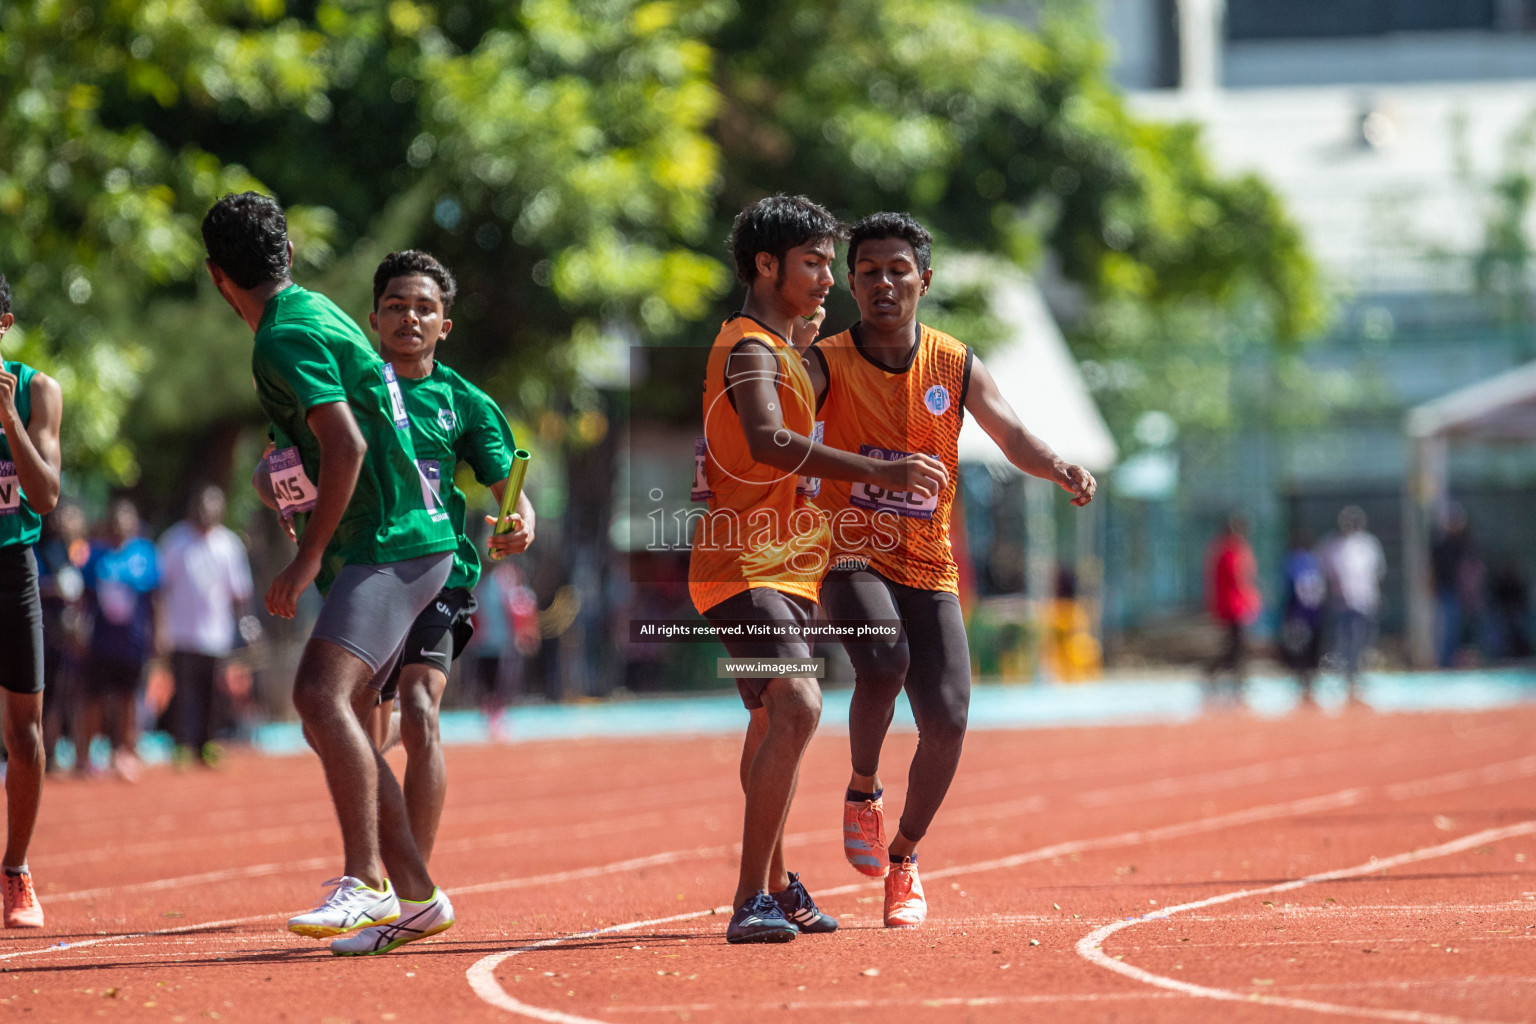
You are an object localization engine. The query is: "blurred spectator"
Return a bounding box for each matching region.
[1486,564,1531,661]
[1323,505,1385,703]
[1043,567,1102,682]
[1205,514,1261,706]
[1431,503,1481,668]
[464,560,540,739]
[157,484,254,767]
[77,498,160,781]
[1280,528,1326,707]
[35,503,88,772]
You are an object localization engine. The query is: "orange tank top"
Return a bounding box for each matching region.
[814,323,971,594]
[688,315,830,614]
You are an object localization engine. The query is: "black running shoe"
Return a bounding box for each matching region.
[773,872,838,933]
[725,891,798,944]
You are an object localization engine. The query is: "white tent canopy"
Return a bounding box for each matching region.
[955,273,1118,473]
[1402,360,1536,666]
[1406,359,1536,442]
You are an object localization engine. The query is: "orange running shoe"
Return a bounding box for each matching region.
[842,796,888,877]
[3,870,44,928]
[884,857,926,928]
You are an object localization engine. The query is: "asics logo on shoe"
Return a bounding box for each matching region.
[331,890,454,956]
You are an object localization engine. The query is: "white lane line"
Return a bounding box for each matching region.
[467,906,729,1024]
[0,913,280,963]
[1384,755,1536,800]
[46,856,333,904]
[834,788,1367,896]
[1074,820,1536,1024]
[464,785,1370,1022]
[462,746,1536,1022]
[39,735,1523,904]
[601,992,1179,1012]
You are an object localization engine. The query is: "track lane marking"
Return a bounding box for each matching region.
[464,747,1536,1022]
[464,785,1372,1022]
[41,746,1340,904]
[601,992,1180,1012]
[36,723,1518,863]
[0,913,281,963]
[1074,820,1536,1024]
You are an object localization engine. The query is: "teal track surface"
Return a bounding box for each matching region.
[233,668,1536,758]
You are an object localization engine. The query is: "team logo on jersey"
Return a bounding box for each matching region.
[437,408,456,431]
[924,384,950,415]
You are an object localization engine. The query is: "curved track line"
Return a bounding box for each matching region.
[1073,820,1536,1024]
[467,906,729,1024]
[464,785,1371,1020]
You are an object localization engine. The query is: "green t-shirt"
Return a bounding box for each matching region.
[0,360,41,549]
[398,360,517,591]
[252,285,455,590]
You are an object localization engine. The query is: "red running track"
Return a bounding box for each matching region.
[3,706,1534,1022]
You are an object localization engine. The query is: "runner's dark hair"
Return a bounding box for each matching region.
[373,250,458,313]
[201,193,291,289]
[728,194,843,285]
[847,211,933,273]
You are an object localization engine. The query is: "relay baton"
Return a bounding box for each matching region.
[488,448,531,561]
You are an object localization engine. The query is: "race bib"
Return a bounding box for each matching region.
[268,447,318,518]
[0,460,19,515]
[417,459,448,521]
[691,436,713,502]
[382,364,411,430]
[849,445,939,519]
[795,421,824,498]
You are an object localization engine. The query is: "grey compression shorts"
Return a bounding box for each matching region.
[309,551,453,690]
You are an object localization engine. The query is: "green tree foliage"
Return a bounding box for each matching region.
[0,0,1323,498]
[710,1,1324,436]
[0,0,344,481]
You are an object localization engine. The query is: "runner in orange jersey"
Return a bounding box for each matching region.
[690,196,947,943]
[807,212,1095,927]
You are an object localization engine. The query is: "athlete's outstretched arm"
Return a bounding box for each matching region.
[964,355,1095,507]
[265,401,366,617]
[727,342,947,497]
[0,370,61,515]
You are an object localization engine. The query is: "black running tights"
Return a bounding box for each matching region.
[820,566,971,845]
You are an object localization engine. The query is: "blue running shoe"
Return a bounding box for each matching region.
[772,872,838,933]
[726,891,798,944]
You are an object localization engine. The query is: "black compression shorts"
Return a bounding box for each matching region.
[0,545,43,695]
[379,586,477,703]
[701,586,818,710]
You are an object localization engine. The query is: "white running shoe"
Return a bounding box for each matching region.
[330,887,454,956]
[287,876,400,938]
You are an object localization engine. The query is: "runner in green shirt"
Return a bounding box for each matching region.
[203,193,456,956]
[0,271,63,930]
[363,249,534,865]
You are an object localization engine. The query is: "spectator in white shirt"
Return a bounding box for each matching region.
[157,485,254,766]
[1324,505,1386,704]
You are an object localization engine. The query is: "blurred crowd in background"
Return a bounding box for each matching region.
[32,488,543,776]
[6,0,1536,751]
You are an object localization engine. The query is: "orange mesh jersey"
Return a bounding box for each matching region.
[813,323,972,594]
[688,315,831,614]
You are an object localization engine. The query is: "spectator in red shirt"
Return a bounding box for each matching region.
[1206,514,1261,707]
